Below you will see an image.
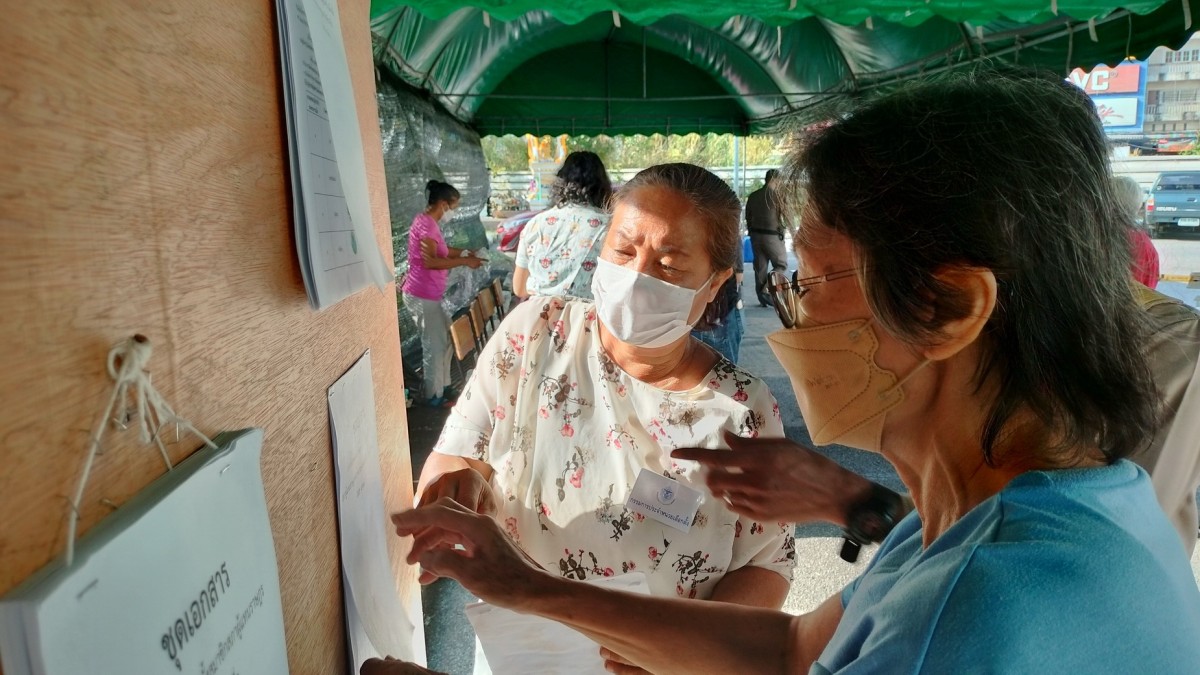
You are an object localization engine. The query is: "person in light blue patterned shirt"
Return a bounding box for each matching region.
[513,151,612,301]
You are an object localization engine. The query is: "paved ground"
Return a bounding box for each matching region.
[1155,235,1200,308]
[1155,236,1200,279]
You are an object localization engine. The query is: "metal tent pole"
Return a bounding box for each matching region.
[732,134,740,196]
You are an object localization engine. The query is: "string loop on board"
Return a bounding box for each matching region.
[65,334,217,566]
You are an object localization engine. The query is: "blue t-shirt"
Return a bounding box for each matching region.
[813,461,1200,674]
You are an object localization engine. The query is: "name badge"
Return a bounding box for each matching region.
[625,469,703,533]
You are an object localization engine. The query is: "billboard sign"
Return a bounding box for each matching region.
[1067,61,1147,134]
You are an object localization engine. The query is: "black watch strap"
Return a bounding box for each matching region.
[839,484,904,563]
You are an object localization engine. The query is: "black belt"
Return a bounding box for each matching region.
[748,228,784,239]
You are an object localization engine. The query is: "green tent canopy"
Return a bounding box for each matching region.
[370,1,1196,135]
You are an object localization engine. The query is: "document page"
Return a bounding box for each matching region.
[328,351,424,669]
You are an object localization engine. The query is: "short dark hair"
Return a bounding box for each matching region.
[551,151,613,210]
[787,67,1157,466]
[615,163,741,271]
[426,180,460,206]
[765,168,779,184]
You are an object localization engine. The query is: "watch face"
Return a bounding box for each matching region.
[854,511,887,541]
[846,487,902,545]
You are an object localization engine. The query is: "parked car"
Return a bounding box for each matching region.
[496,210,539,255]
[1145,172,1200,238]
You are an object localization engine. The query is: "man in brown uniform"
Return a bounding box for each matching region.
[745,169,788,307]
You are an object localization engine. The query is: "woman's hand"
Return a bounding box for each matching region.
[360,656,445,675]
[672,431,874,526]
[463,255,483,269]
[418,468,497,517]
[599,648,652,674]
[392,498,551,609]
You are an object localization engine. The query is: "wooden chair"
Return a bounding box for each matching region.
[477,288,496,332]
[491,278,507,320]
[449,314,475,362]
[447,312,476,385]
[469,297,487,350]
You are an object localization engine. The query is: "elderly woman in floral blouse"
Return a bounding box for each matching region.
[512,150,612,301]
[417,163,795,611]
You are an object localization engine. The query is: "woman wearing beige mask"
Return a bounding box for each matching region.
[385,69,1200,674]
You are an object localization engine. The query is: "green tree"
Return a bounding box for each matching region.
[483,132,788,172]
[481,135,530,172]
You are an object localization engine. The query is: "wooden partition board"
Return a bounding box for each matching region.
[0,1,418,672]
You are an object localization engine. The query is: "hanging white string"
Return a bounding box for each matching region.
[1185,0,1193,31]
[64,335,216,566]
[1051,0,1058,15]
[1087,17,1098,42]
[483,11,490,28]
[612,10,621,28]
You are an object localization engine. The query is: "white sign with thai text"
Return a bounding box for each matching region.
[0,429,288,675]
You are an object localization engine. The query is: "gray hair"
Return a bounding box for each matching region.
[615,163,742,270]
[787,66,1157,466]
[1112,175,1144,224]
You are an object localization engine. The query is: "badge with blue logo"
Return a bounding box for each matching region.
[626,468,703,532]
[657,486,676,505]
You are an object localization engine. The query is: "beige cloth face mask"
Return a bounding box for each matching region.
[766,318,926,452]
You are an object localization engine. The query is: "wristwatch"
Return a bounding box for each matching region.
[839,484,904,563]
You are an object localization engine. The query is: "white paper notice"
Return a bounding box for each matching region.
[466,573,651,675]
[274,0,390,309]
[0,429,289,675]
[328,351,424,670]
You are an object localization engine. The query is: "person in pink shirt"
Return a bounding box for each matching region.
[1114,175,1160,288]
[402,180,483,406]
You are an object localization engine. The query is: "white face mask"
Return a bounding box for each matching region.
[591,258,713,349]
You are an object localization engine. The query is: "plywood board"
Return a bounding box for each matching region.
[0,1,416,672]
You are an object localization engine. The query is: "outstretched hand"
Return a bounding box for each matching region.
[672,431,873,527]
[600,647,653,674]
[418,467,498,517]
[392,498,550,610]
[360,656,445,675]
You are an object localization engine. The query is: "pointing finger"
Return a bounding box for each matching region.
[670,447,756,469]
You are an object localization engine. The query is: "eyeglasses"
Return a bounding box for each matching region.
[768,268,860,328]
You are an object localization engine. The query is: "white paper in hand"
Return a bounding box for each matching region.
[466,573,650,675]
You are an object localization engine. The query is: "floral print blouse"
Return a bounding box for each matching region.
[514,204,610,300]
[433,297,796,599]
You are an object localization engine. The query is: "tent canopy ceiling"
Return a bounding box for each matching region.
[370,1,1196,135]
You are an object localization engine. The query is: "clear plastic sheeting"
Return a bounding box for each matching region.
[377,73,505,386]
